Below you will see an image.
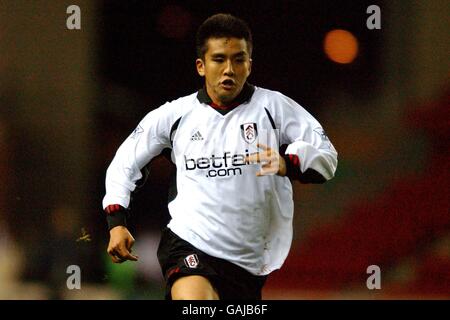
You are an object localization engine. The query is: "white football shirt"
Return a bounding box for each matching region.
[103,84,338,275]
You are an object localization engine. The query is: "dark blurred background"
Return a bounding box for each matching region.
[0,0,448,299]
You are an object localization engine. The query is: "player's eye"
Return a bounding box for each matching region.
[212,58,224,63]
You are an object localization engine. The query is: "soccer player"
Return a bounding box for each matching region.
[103,13,338,300]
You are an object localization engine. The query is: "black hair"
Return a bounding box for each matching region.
[196,13,253,59]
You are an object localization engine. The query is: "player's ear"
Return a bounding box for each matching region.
[248,58,252,75]
[196,58,205,77]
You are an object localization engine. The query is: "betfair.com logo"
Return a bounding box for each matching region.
[184,151,251,178]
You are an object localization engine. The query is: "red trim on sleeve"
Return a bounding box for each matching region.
[292,155,300,166]
[105,204,124,215]
[288,154,300,167]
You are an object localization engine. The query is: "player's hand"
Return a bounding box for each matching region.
[245,143,287,177]
[107,226,139,263]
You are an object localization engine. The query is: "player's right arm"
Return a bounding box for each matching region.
[107,225,138,263]
[102,102,176,262]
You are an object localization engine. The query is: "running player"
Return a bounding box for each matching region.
[103,13,338,300]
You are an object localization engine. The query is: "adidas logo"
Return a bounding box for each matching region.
[191,131,204,141]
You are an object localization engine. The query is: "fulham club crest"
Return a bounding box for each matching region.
[240,123,258,144]
[184,254,199,268]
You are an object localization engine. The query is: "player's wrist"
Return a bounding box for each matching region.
[105,204,128,230]
[109,225,128,234]
[282,154,301,179]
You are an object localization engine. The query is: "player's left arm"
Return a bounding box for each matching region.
[246,95,337,182]
[280,97,338,183]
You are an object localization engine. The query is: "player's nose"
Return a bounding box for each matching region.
[223,60,235,76]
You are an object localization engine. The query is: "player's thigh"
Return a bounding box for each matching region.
[171,275,219,300]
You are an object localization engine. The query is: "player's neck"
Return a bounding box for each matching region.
[202,83,254,110]
[207,89,241,109]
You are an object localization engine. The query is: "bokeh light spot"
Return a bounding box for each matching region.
[324,29,359,64]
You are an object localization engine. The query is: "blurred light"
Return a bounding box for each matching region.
[157,5,192,40]
[323,29,359,64]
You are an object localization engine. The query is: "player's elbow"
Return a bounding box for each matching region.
[307,154,337,183]
[298,168,328,184]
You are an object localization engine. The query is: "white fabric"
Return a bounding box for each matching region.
[103,86,338,275]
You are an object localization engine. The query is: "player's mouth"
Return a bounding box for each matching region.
[220,79,236,90]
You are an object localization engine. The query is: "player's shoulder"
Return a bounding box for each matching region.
[253,85,302,110]
[143,91,197,118]
[136,91,198,131]
[253,86,283,100]
[160,91,198,112]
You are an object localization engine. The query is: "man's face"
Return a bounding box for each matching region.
[196,37,252,106]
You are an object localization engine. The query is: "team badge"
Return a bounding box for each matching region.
[240,123,258,144]
[184,254,199,268]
